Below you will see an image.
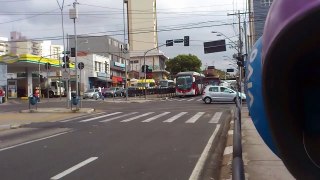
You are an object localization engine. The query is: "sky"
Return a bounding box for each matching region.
[0,0,247,71]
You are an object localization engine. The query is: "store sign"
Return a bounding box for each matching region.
[6,73,17,79]
[97,72,107,77]
[114,62,125,68]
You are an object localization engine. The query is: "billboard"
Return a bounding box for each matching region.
[203,40,226,54]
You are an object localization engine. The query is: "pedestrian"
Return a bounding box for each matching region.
[0,87,4,104]
[98,86,104,100]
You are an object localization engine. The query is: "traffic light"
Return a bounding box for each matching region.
[70,48,75,57]
[184,36,189,46]
[62,56,70,68]
[236,54,244,67]
[166,40,173,46]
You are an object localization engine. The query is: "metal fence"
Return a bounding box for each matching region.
[232,98,245,180]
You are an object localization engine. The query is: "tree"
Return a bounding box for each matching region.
[165,54,202,75]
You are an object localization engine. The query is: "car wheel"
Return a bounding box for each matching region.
[204,97,212,104]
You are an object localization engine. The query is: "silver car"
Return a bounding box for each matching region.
[83,88,100,99]
[202,85,246,104]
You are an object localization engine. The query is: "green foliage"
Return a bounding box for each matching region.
[165,54,202,75]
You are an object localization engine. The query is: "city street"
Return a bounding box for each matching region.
[0,97,234,180]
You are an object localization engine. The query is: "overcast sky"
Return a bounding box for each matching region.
[0,0,246,71]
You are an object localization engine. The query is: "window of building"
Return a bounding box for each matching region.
[95,61,98,71]
[98,62,101,71]
[261,0,272,6]
[133,60,139,64]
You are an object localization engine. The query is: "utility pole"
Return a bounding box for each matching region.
[228,11,249,108]
[70,0,79,108]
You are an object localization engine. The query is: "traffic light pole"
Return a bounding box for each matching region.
[143,43,168,100]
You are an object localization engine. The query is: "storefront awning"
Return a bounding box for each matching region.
[91,77,112,82]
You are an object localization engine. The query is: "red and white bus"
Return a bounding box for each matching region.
[175,71,205,96]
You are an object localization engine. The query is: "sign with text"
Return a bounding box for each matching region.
[204,40,226,54]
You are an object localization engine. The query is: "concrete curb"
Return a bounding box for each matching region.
[19,108,95,113]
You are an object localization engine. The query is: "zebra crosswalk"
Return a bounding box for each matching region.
[62,111,224,124]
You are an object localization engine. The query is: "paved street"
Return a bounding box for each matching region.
[0,97,234,180]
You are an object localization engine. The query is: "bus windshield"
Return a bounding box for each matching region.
[176,75,192,90]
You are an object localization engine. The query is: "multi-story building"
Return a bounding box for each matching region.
[0,37,9,56]
[68,35,129,87]
[125,0,169,81]
[77,53,111,92]
[249,0,273,46]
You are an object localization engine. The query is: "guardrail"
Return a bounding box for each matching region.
[126,88,176,98]
[232,98,245,180]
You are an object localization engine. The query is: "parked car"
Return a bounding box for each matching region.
[83,88,100,99]
[202,85,246,104]
[103,87,122,97]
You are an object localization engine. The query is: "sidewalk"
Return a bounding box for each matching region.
[220,107,295,180]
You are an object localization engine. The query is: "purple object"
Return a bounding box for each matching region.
[262,0,320,179]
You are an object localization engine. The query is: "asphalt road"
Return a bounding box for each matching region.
[0,97,234,180]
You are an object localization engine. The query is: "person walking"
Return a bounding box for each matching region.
[98,86,104,100]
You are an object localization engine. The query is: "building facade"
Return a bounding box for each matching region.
[0,37,9,56]
[77,53,111,92]
[125,0,169,82]
[68,35,130,87]
[249,0,273,45]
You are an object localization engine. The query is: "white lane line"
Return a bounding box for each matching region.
[185,112,205,123]
[163,112,187,123]
[80,112,122,122]
[0,132,69,152]
[178,99,186,101]
[142,112,171,122]
[187,98,195,101]
[197,99,202,102]
[209,112,223,123]
[61,112,106,122]
[120,112,154,122]
[100,112,138,122]
[189,125,221,180]
[50,157,98,180]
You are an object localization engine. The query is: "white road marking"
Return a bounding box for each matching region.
[163,112,187,123]
[189,125,221,180]
[61,112,106,122]
[142,112,171,122]
[0,132,69,152]
[185,112,205,123]
[100,112,138,122]
[209,112,223,123]
[178,99,186,101]
[187,98,195,101]
[120,112,154,122]
[80,112,122,122]
[50,157,98,180]
[197,99,202,102]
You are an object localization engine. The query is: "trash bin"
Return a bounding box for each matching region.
[29,96,37,105]
[72,96,79,106]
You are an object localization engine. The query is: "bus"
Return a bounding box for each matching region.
[175,71,205,96]
[159,79,175,88]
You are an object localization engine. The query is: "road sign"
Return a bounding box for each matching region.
[174,39,184,43]
[62,71,70,80]
[78,62,84,70]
